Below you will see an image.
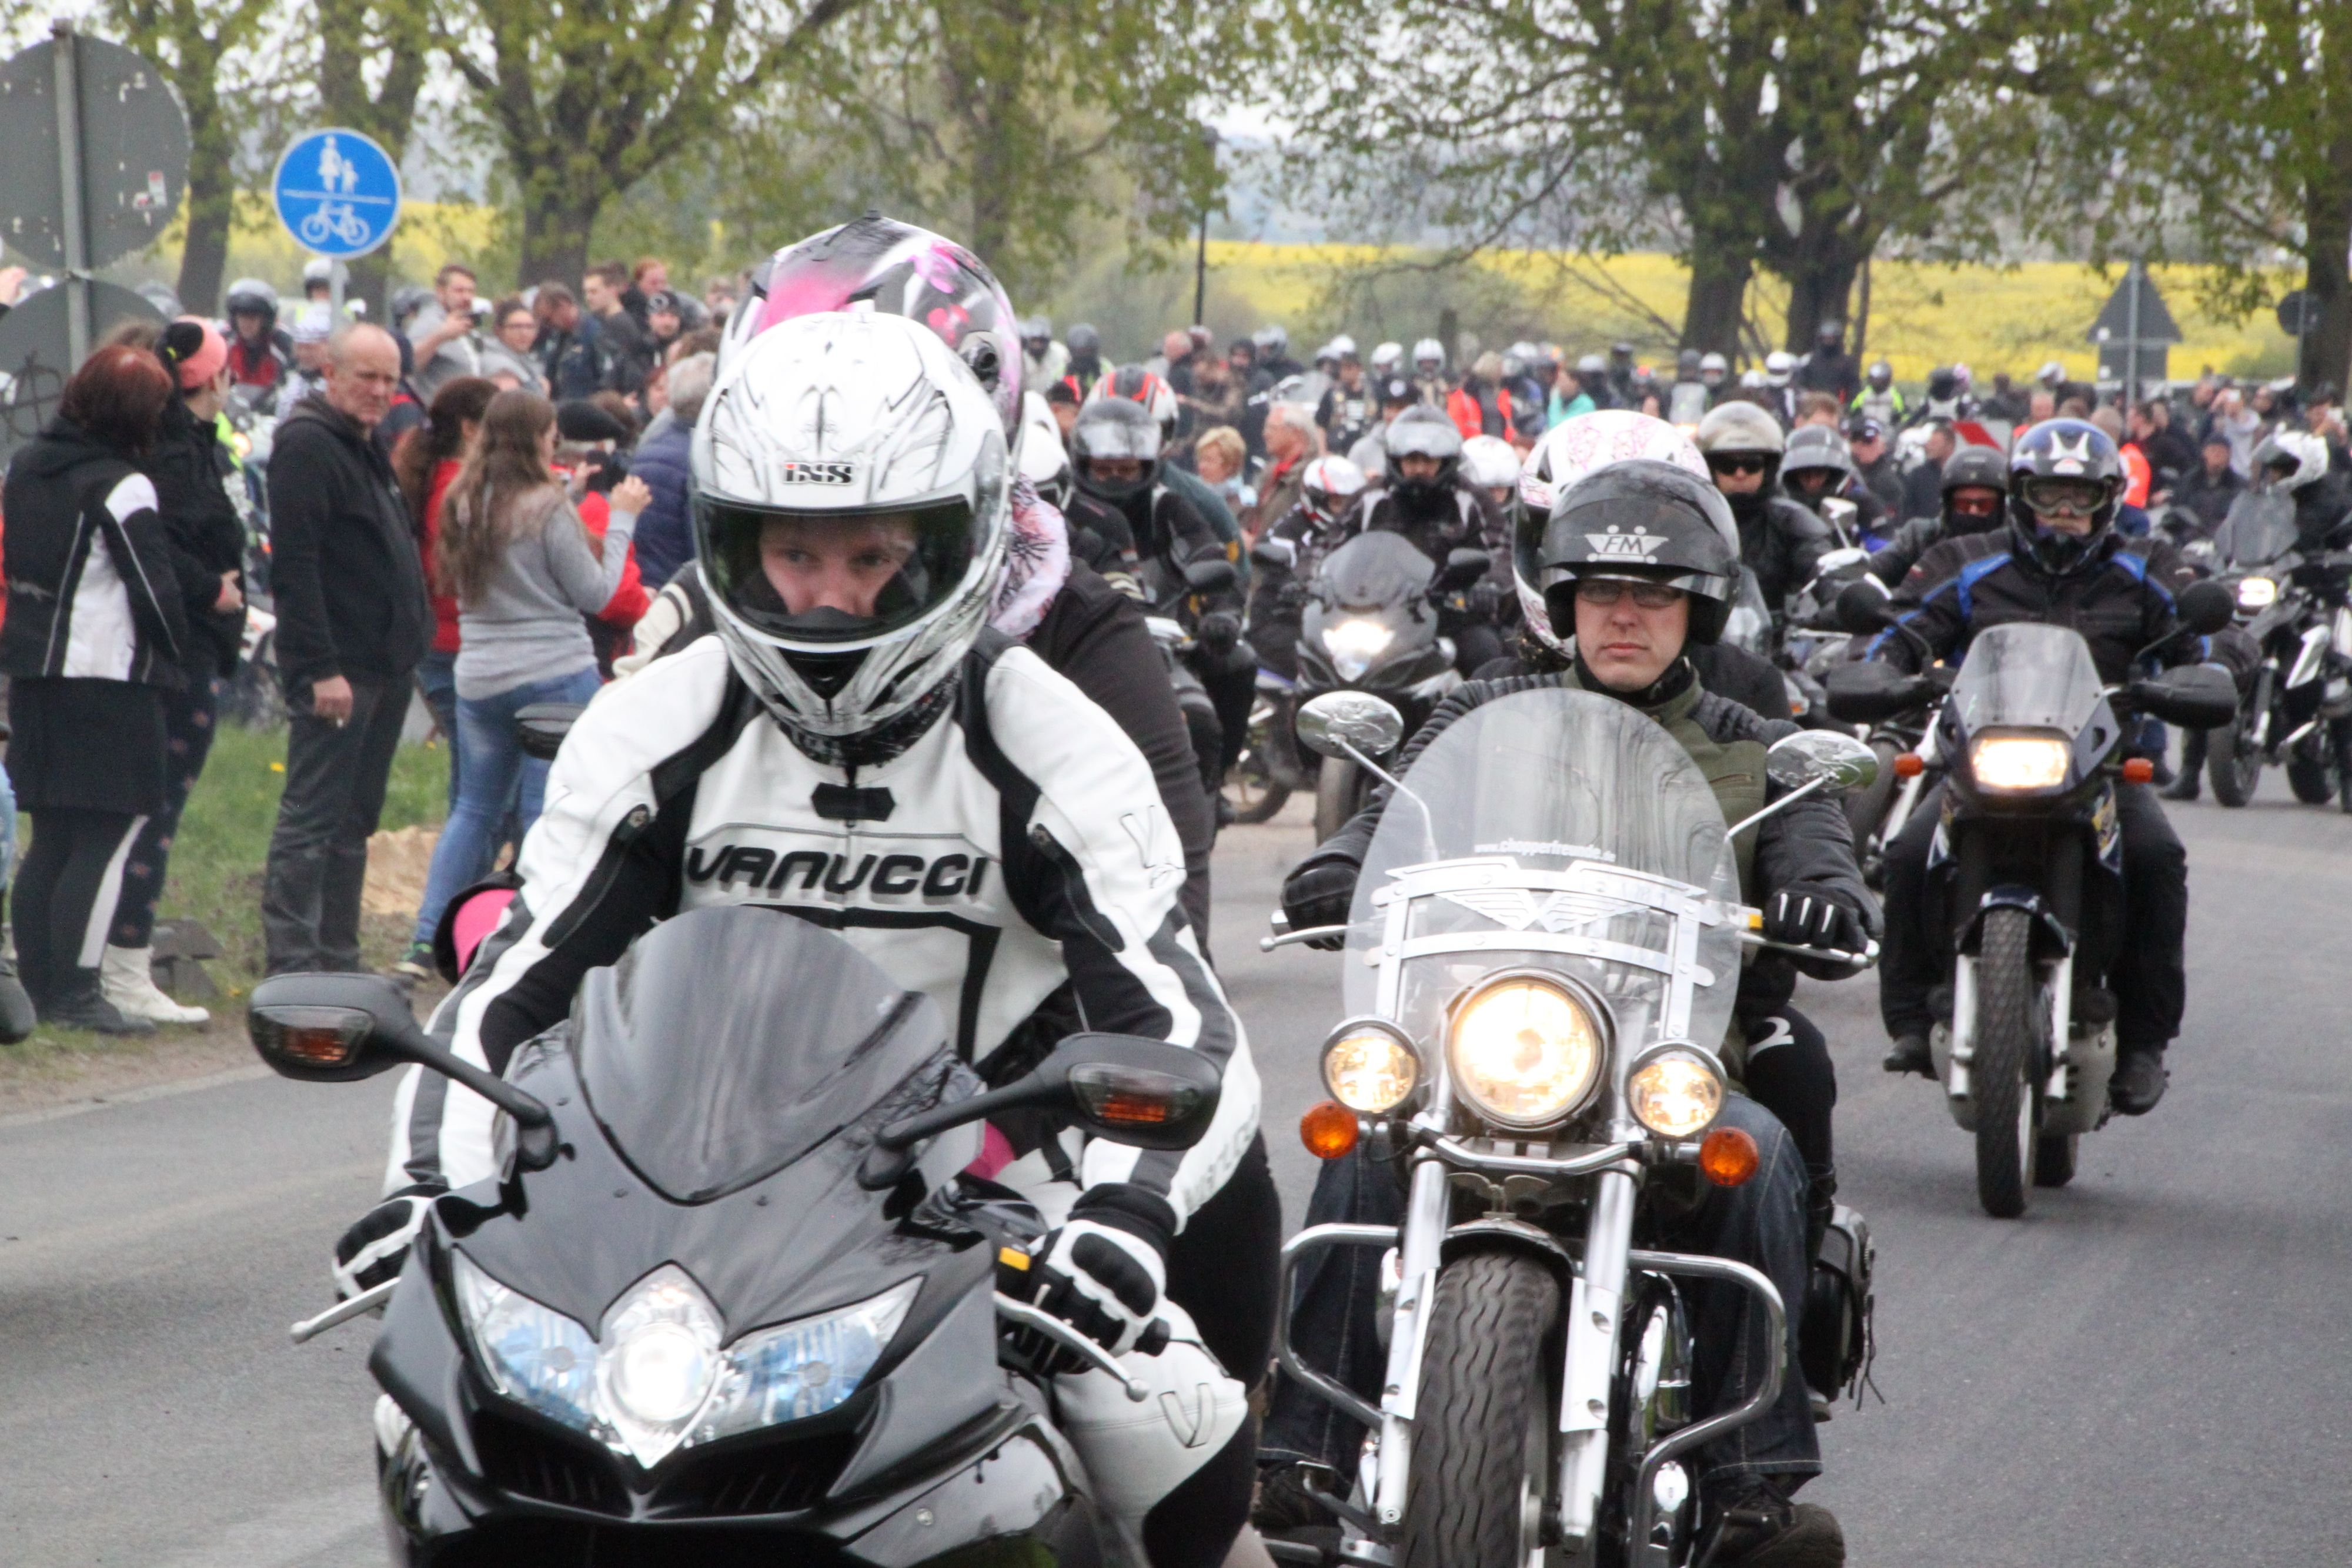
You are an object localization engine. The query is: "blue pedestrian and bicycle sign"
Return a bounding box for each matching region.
[271,129,402,258]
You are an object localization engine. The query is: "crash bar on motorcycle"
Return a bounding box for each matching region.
[1422,1135,1639,1179]
[290,1279,396,1344]
[1274,1224,1399,1432]
[993,1293,1151,1402]
[1623,1251,1786,1568]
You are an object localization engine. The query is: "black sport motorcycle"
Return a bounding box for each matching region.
[1294,531,1484,841]
[248,906,1225,1565]
[2191,493,2352,809]
[1826,584,2236,1217]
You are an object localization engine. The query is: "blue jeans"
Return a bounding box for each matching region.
[410,666,600,948]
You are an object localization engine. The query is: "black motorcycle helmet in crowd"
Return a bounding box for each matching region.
[1925,365,1959,402]
[1780,424,1856,504]
[1534,459,1742,644]
[2006,417,2124,574]
[1070,398,1161,505]
[1383,406,1464,506]
[1939,444,2010,534]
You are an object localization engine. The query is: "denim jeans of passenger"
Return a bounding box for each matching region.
[410,666,600,949]
[1261,1094,1819,1492]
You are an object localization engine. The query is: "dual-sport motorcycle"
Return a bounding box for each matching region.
[2184,492,2352,810]
[1262,687,1881,1567]
[248,907,1233,1566]
[1294,531,1485,841]
[1825,582,2236,1216]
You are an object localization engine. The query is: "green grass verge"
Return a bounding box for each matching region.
[6,721,450,1069]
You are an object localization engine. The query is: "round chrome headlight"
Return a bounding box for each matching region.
[1322,1020,1420,1114]
[1445,974,1605,1130]
[1625,1044,1726,1139]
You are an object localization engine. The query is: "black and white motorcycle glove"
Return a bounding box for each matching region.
[332,1184,443,1300]
[1762,883,1870,954]
[1034,1185,1174,1356]
[1281,857,1358,951]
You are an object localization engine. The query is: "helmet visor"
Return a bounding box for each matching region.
[2017,476,2109,517]
[696,496,984,645]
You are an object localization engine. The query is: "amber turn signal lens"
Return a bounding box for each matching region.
[1892,753,1925,779]
[1699,1126,1760,1186]
[2121,757,2155,784]
[1300,1099,1361,1160]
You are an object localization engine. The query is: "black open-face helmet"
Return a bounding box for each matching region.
[1536,459,1742,644]
[1939,444,2009,534]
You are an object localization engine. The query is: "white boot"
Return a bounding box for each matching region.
[101,945,211,1025]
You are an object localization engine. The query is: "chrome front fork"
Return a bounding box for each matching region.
[1556,1165,1637,1549]
[1371,1156,1451,1529]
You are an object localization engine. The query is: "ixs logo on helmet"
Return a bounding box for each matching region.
[777,459,858,485]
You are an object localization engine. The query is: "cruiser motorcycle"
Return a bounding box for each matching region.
[1294,532,1483,841]
[1825,586,2235,1216]
[246,906,1228,1566]
[1263,687,1879,1567]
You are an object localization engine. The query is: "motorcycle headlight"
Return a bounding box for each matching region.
[455,1251,602,1438]
[457,1255,915,1470]
[1322,618,1394,681]
[1968,733,2071,792]
[1446,975,1605,1130]
[1322,1021,1419,1114]
[1625,1044,1726,1139]
[696,1278,920,1445]
[2237,576,2277,610]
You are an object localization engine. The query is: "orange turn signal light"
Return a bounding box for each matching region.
[1699,1126,1760,1187]
[1301,1099,1361,1161]
[1892,753,1925,779]
[2120,757,2154,784]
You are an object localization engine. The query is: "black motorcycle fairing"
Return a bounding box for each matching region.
[1323,529,1441,609]
[574,907,952,1205]
[1296,533,1455,696]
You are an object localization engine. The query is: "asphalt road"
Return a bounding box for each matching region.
[8,780,2352,1565]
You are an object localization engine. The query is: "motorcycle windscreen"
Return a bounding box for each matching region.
[2213,490,2296,567]
[1947,621,2104,736]
[1318,530,1436,609]
[1720,566,1773,657]
[570,905,953,1203]
[1345,687,1742,1057]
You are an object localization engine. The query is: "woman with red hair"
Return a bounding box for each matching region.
[0,345,188,1033]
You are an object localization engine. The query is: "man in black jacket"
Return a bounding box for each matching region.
[261,324,432,974]
[1869,420,2250,1112]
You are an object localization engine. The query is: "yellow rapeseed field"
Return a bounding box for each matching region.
[1195,240,2297,384]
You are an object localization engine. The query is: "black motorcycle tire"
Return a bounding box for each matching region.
[1223,702,1292,825]
[2286,740,2336,804]
[2333,718,2352,815]
[1401,1252,1561,1568]
[2205,706,2262,808]
[1973,906,2042,1219]
[2035,1131,2079,1188]
[1314,756,1362,844]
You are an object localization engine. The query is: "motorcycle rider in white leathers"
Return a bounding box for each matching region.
[344,311,1275,1567]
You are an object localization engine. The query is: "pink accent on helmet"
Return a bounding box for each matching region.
[451,887,516,978]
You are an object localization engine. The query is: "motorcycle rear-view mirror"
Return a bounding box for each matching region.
[1435,547,1492,592]
[1249,537,1297,571]
[248,972,553,1132]
[1823,660,1933,724]
[862,1033,1222,1189]
[1297,691,1406,761]
[515,702,586,761]
[2131,663,2240,730]
[1763,730,1880,795]
[2173,579,2236,637]
[1833,579,1895,637]
[1184,559,1239,596]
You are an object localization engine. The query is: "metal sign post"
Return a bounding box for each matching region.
[48,19,86,367]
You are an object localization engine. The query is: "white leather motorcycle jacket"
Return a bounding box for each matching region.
[387,630,1259,1235]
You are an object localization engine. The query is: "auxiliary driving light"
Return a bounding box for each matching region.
[1625,1045,1726,1139]
[1322,1022,1419,1114]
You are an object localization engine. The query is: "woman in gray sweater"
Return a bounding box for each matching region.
[405,389,648,968]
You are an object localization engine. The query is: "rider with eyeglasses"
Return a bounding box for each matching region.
[1860,444,2011,587]
[1696,402,1833,631]
[1867,419,2250,1114]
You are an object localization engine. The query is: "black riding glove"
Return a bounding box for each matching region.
[1282,857,1359,950]
[1762,883,1869,953]
[1197,610,1241,656]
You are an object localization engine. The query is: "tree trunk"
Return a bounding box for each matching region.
[175,102,234,313]
[1783,253,1861,352]
[519,194,600,293]
[1680,246,1752,359]
[2301,167,2352,399]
